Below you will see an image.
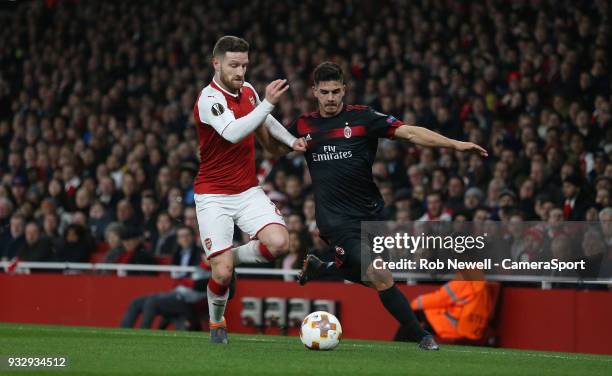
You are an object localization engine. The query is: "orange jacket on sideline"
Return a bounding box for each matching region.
[411,281,492,340]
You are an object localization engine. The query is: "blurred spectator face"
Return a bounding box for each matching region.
[287,214,304,232]
[183,207,197,231]
[116,200,133,222]
[25,222,40,245]
[214,51,249,93]
[396,209,410,224]
[380,185,393,206]
[0,198,13,219]
[98,177,115,196]
[407,166,423,187]
[10,215,25,237]
[372,162,388,179]
[303,199,315,221]
[548,208,564,226]
[168,201,184,220]
[519,179,535,200]
[585,207,599,222]
[105,227,122,249]
[157,213,172,234]
[560,163,575,181]
[122,237,141,252]
[71,211,88,226]
[473,209,490,223]
[288,231,301,255]
[426,193,442,217]
[536,200,554,221]
[285,176,302,200]
[431,170,446,191]
[122,173,136,196]
[75,187,92,210]
[43,213,59,235]
[447,177,463,198]
[89,202,106,219]
[562,182,578,199]
[177,228,194,249]
[141,196,157,218]
[412,185,425,201]
[595,189,610,207]
[569,134,585,155]
[551,235,572,261]
[493,161,509,181]
[582,230,605,258]
[48,179,62,197]
[529,161,545,186]
[313,80,345,117]
[507,215,524,238]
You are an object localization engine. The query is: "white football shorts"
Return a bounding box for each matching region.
[194,186,286,259]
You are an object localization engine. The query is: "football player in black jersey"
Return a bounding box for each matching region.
[288,62,487,350]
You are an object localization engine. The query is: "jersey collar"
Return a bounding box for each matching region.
[211,78,240,98]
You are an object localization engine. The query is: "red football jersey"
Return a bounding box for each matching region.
[193,79,261,194]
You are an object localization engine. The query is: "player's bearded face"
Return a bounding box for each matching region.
[314,81,345,117]
[217,52,249,93]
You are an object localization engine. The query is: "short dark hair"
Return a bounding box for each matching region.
[313,62,344,84]
[213,36,249,58]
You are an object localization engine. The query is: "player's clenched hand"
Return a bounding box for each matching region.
[265,79,290,105]
[292,137,307,152]
[453,141,488,157]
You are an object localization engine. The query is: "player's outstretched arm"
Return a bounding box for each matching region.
[394,125,488,157]
[255,126,306,157]
[263,115,306,152]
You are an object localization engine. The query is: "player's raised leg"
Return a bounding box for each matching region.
[233,187,289,265]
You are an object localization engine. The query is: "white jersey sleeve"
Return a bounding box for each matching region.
[197,85,275,144]
[243,82,297,147]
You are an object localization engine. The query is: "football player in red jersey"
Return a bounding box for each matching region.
[193,36,306,344]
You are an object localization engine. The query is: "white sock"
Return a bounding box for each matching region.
[207,283,229,323]
[232,240,274,265]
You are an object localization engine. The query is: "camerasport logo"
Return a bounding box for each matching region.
[205,238,212,250]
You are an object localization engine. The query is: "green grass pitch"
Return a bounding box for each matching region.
[0,323,611,375]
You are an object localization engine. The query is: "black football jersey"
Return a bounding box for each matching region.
[287,105,403,237]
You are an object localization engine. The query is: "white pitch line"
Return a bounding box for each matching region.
[2,326,611,363]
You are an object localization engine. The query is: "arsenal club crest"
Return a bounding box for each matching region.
[205,238,212,250]
[249,95,256,106]
[344,126,352,138]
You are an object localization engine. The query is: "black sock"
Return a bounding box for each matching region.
[378,284,428,341]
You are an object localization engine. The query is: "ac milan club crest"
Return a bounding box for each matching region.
[335,246,345,256]
[343,126,352,138]
[205,238,212,250]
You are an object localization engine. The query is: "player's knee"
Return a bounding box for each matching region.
[212,265,233,286]
[263,233,289,256]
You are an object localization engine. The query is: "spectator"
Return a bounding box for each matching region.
[111,227,157,275]
[0,214,25,261]
[103,223,125,264]
[56,224,94,263]
[154,212,177,256]
[16,222,55,262]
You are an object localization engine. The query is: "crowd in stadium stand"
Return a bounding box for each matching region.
[0,0,610,281]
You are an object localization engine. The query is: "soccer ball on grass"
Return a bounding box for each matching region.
[299,311,342,350]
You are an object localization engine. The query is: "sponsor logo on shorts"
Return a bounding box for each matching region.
[205,238,212,250]
[211,103,225,116]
